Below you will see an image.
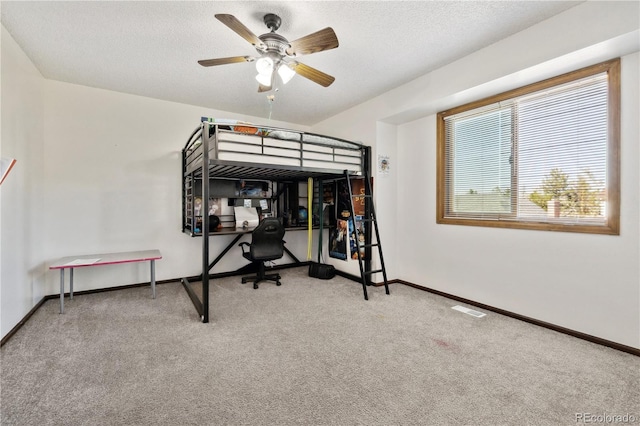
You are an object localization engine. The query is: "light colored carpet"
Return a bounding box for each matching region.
[1,267,638,425]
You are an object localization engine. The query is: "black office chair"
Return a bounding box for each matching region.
[239,217,286,289]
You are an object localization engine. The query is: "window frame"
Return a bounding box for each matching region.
[436,58,620,235]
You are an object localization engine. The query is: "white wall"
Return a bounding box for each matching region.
[41,81,312,297]
[1,27,45,338]
[372,122,397,279]
[312,1,640,348]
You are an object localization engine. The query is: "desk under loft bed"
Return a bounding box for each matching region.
[181,119,388,323]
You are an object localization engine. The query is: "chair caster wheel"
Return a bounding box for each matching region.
[276,281,281,286]
[253,283,258,289]
[242,278,247,284]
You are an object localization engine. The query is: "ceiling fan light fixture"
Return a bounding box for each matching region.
[255,71,272,86]
[255,57,274,75]
[277,63,296,84]
[203,13,339,91]
[255,56,275,86]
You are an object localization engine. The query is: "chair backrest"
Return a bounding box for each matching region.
[249,217,286,261]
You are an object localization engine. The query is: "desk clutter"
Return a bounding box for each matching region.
[234,206,259,229]
[192,207,264,234]
[188,179,274,234]
[187,177,328,235]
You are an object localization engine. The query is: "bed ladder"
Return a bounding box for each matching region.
[345,171,390,300]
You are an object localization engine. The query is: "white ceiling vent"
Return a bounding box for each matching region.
[451,305,486,318]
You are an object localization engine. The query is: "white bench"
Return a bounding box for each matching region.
[49,249,162,313]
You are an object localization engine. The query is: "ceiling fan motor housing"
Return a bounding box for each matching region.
[258,31,289,57]
[263,13,281,32]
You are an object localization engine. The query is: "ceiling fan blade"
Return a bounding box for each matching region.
[215,14,265,49]
[198,56,254,67]
[286,27,339,56]
[290,62,335,87]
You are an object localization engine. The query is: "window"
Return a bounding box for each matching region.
[437,58,620,234]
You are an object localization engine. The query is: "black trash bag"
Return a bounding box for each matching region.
[309,262,336,280]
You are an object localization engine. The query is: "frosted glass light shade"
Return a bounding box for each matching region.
[278,63,295,84]
[255,57,273,75]
[256,72,272,86]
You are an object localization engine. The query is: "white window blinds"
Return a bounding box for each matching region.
[516,75,608,222]
[442,73,609,226]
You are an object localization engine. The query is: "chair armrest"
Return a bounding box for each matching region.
[238,241,250,254]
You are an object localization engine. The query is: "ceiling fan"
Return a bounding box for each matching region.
[198,13,339,93]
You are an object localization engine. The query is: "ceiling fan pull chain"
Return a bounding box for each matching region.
[267,94,275,122]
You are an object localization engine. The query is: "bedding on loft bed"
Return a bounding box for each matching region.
[183,119,365,180]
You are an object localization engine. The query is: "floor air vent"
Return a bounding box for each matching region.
[451,305,486,318]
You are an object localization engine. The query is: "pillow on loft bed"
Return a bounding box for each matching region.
[302,134,361,150]
[267,130,361,151]
[266,130,301,142]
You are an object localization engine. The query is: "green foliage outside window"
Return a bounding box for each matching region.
[529,168,603,217]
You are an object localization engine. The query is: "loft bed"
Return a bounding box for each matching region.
[181,119,372,323]
[183,120,365,182]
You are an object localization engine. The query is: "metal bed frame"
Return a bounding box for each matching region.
[181,119,371,322]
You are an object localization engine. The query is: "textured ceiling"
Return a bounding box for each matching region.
[1,1,581,126]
